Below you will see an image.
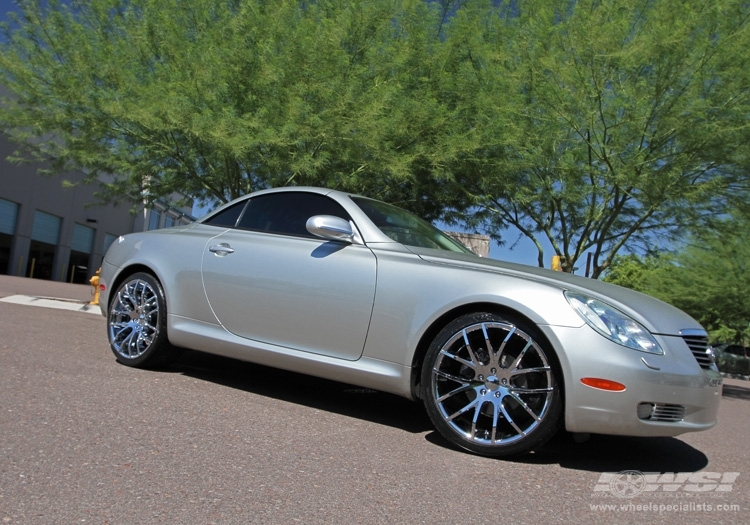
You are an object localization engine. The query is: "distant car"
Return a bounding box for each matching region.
[99,187,722,458]
[710,343,749,358]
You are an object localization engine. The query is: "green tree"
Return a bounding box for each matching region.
[2,0,749,264]
[603,216,750,344]
[0,0,477,217]
[599,253,670,292]
[454,0,750,276]
[650,230,750,344]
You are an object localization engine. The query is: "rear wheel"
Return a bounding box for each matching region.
[421,312,562,457]
[107,272,180,368]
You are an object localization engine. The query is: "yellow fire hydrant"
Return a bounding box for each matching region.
[90,267,101,305]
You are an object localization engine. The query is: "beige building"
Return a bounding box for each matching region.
[0,133,193,283]
[446,232,490,257]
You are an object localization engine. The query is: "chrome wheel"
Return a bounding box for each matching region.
[107,272,179,368]
[422,313,562,457]
[109,277,160,359]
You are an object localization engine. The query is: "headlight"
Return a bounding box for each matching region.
[564,291,663,355]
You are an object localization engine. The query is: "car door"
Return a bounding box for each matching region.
[201,192,377,361]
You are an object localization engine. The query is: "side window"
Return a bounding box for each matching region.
[203,201,247,227]
[237,193,350,237]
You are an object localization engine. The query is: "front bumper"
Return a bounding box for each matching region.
[541,325,721,437]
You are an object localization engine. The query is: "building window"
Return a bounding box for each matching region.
[72,223,94,253]
[68,223,95,284]
[0,198,18,236]
[148,209,162,230]
[29,210,61,280]
[0,198,18,275]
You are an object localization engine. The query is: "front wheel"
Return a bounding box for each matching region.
[421,312,562,457]
[107,272,180,368]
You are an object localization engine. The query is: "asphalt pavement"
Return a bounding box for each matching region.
[0,275,748,524]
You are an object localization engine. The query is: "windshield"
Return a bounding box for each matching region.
[351,197,473,254]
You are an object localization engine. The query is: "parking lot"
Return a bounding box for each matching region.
[0,275,748,524]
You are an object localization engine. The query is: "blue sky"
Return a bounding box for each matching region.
[434,219,549,267]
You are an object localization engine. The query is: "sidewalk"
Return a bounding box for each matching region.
[0,275,102,315]
[0,274,95,302]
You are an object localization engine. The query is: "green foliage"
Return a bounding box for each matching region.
[603,214,750,345]
[0,0,478,216]
[456,0,750,276]
[599,253,672,292]
[1,0,749,259]
[717,353,750,376]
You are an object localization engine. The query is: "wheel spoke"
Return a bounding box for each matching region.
[111,321,130,334]
[494,325,515,363]
[122,327,139,357]
[116,291,134,312]
[508,392,543,422]
[470,403,480,436]
[439,349,475,370]
[510,386,553,395]
[511,366,551,377]
[507,340,533,372]
[481,323,495,357]
[434,368,472,385]
[499,401,526,437]
[436,383,474,403]
[446,397,479,422]
[462,329,481,366]
[138,281,149,309]
[490,403,500,443]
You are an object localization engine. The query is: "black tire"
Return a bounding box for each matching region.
[421,312,562,457]
[107,272,181,368]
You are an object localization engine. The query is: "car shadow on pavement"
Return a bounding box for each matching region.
[165,349,434,434]
[527,433,708,472]
[163,349,711,470]
[423,430,709,471]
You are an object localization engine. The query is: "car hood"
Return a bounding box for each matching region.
[410,247,703,336]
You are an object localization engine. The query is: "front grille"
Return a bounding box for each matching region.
[638,402,686,422]
[680,329,713,370]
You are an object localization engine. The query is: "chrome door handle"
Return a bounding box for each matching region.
[209,243,235,255]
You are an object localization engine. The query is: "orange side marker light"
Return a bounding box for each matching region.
[580,377,627,392]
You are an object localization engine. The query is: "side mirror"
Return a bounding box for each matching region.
[306,215,355,243]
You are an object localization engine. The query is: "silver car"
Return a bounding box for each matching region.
[99,187,722,458]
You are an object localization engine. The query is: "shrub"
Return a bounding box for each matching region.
[717,353,750,376]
